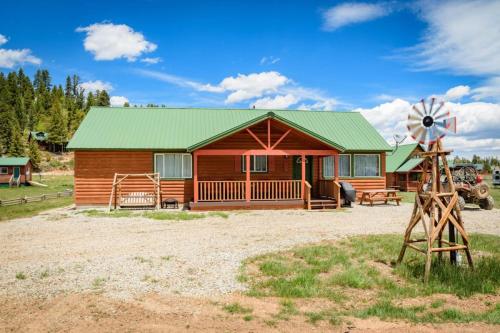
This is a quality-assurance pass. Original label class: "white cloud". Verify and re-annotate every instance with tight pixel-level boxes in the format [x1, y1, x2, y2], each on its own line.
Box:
[110, 96, 129, 107]
[357, 97, 500, 156]
[0, 34, 41, 68]
[76, 23, 157, 61]
[219, 72, 289, 104]
[444, 85, 470, 101]
[260, 56, 280, 65]
[80, 80, 113, 93]
[0, 34, 7, 46]
[323, 2, 391, 31]
[410, 1, 500, 76]
[140, 57, 162, 64]
[136, 69, 224, 92]
[471, 77, 500, 101]
[252, 94, 298, 109]
[136, 69, 339, 110]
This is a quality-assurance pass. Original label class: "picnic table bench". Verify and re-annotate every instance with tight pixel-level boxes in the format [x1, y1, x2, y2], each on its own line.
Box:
[359, 189, 401, 206]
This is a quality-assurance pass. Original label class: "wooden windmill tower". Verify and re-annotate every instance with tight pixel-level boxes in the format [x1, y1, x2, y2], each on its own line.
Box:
[396, 98, 473, 282]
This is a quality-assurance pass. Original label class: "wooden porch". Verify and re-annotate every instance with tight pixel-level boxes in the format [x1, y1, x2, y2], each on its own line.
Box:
[189, 117, 342, 210]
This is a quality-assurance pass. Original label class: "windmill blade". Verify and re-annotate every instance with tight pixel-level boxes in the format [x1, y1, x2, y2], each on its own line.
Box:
[407, 122, 422, 134]
[408, 113, 423, 122]
[412, 105, 425, 118]
[410, 126, 427, 144]
[429, 97, 436, 115]
[420, 99, 428, 115]
[430, 101, 445, 118]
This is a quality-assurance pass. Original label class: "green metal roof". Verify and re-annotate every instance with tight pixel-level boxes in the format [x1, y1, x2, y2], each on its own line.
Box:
[29, 131, 48, 141]
[386, 143, 421, 173]
[0, 157, 30, 166]
[396, 158, 424, 172]
[67, 107, 391, 152]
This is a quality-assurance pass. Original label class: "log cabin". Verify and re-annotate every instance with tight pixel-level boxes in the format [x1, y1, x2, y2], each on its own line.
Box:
[0, 157, 32, 187]
[67, 107, 392, 210]
[386, 143, 425, 191]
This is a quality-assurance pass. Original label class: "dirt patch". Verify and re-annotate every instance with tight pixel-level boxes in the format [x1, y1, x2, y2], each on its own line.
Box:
[1, 293, 498, 333]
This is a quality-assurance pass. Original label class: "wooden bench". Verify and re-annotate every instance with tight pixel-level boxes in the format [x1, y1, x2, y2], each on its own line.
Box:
[119, 192, 156, 209]
[359, 189, 401, 206]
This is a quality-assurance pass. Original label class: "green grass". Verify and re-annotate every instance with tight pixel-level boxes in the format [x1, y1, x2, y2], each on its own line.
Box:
[223, 303, 253, 314]
[241, 234, 500, 325]
[0, 197, 73, 221]
[483, 175, 500, 209]
[0, 175, 73, 200]
[15, 272, 26, 280]
[0, 175, 74, 221]
[82, 209, 230, 221]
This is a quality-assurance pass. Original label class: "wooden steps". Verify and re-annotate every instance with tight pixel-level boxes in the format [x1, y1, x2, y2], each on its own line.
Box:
[309, 198, 338, 210]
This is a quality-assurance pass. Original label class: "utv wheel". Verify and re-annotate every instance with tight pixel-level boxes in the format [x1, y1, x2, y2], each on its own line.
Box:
[472, 183, 490, 199]
[457, 196, 466, 211]
[479, 196, 494, 210]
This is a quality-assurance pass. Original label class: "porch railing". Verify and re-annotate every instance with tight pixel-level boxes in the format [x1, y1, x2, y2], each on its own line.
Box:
[197, 180, 302, 202]
[198, 180, 246, 201]
[318, 179, 341, 208]
[250, 180, 302, 200]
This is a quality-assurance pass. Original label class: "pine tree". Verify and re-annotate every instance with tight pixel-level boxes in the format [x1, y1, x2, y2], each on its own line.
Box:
[124, 101, 130, 107]
[47, 99, 68, 152]
[86, 91, 95, 111]
[97, 90, 110, 106]
[65, 75, 73, 99]
[7, 127, 26, 157]
[28, 139, 42, 170]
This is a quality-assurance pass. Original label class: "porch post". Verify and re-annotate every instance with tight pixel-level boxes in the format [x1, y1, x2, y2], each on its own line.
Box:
[406, 172, 409, 191]
[334, 154, 339, 181]
[245, 154, 251, 202]
[301, 154, 306, 199]
[193, 151, 198, 203]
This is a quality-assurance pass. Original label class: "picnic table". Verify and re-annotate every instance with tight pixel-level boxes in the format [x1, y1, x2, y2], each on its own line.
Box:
[359, 189, 401, 206]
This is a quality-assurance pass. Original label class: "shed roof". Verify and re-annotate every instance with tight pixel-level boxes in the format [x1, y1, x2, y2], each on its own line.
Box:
[67, 107, 391, 152]
[396, 158, 424, 172]
[29, 131, 48, 141]
[0, 157, 30, 166]
[386, 143, 421, 172]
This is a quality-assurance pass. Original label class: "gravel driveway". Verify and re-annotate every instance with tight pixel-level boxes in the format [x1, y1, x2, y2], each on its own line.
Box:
[1, 204, 499, 299]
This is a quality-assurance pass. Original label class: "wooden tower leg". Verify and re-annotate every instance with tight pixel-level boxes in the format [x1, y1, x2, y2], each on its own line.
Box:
[397, 200, 417, 264]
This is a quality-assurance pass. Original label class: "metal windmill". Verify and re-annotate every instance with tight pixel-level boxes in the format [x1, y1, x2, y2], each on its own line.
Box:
[397, 98, 473, 282]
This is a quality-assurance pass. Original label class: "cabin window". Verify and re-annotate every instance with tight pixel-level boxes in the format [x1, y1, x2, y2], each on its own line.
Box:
[0, 167, 7, 174]
[322, 155, 351, 178]
[354, 154, 380, 177]
[154, 153, 192, 179]
[242, 155, 267, 173]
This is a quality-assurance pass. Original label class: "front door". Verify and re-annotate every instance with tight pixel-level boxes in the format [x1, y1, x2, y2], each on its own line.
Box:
[13, 167, 20, 178]
[292, 156, 313, 185]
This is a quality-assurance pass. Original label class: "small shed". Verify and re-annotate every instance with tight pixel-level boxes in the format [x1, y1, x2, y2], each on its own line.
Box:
[386, 143, 425, 191]
[0, 157, 32, 186]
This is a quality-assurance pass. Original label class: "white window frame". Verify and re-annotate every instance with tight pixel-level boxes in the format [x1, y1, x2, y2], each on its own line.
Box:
[354, 154, 380, 178]
[242, 155, 268, 173]
[154, 153, 192, 179]
[0, 167, 8, 175]
[339, 154, 352, 177]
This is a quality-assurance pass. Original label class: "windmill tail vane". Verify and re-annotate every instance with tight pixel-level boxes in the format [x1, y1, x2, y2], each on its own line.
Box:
[406, 98, 457, 145]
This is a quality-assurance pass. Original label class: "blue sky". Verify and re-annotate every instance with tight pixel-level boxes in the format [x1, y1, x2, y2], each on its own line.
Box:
[1, 0, 499, 156]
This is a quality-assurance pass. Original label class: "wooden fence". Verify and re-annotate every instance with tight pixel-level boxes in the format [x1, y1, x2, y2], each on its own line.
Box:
[0, 190, 73, 207]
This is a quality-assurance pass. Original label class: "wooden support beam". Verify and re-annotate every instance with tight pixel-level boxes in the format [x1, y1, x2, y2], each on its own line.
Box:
[301, 154, 306, 200]
[246, 128, 267, 149]
[267, 118, 271, 148]
[271, 129, 291, 150]
[245, 154, 251, 202]
[193, 152, 198, 203]
[195, 149, 338, 156]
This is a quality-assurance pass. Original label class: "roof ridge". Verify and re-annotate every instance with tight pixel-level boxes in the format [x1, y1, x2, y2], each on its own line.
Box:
[89, 106, 359, 114]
